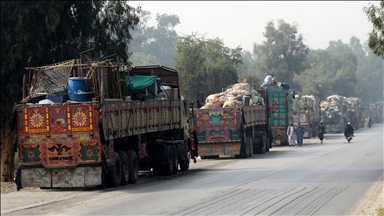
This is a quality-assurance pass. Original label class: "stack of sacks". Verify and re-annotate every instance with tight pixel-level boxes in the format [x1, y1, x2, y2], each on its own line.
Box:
[321, 95, 345, 114]
[225, 83, 264, 107]
[201, 83, 265, 109]
[201, 92, 227, 109]
[320, 101, 329, 111]
[222, 96, 244, 108]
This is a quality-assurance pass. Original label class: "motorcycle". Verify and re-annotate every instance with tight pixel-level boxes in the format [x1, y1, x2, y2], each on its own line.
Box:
[345, 133, 353, 143]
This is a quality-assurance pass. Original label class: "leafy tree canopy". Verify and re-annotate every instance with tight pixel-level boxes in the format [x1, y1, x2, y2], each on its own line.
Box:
[363, 0, 384, 58]
[0, 0, 140, 126]
[174, 33, 242, 100]
[129, 10, 180, 67]
[256, 19, 309, 87]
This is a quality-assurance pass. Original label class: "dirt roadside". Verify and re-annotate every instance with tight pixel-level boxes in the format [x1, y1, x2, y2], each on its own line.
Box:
[354, 180, 384, 216]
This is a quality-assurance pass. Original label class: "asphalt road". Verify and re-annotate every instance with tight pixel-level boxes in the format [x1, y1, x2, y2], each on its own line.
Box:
[2, 123, 383, 216]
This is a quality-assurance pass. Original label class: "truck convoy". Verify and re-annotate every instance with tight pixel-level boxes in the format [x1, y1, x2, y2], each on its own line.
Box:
[11, 57, 381, 191]
[12, 59, 194, 190]
[191, 83, 273, 158]
[294, 95, 321, 138]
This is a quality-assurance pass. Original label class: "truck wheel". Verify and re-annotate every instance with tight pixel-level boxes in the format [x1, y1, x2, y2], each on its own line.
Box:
[16, 168, 22, 191]
[171, 146, 178, 174]
[261, 139, 266, 154]
[107, 152, 122, 187]
[247, 137, 253, 156]
[281, 135, 289, 146]
[265, 138, 270, 152]
[162, 146, 174, 176]
[180, 151, 190, 171]
[254, 135, 266, 154]
[118, 151, 129, 186]
[239, 135, 247, 158]
[127, 149, 139, 184]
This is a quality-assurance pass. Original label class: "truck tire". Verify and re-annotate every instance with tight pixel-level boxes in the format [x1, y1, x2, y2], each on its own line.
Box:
[254, 135, 266, 154]
[127, 149, 139, 184]
[107, 152, 122, 187]
[180, 151, 190, 171]
[162, 146, 174, 176]
[171, 146, 178, 174]
[239, 135, 247, 158]
[16, 168, 22, 191]
[247, 137, 253, 156]
[265, 138, 270, 152]
[118, 151, 129, 186]
[261, 138, 266, 154]
[281, 135, 289, 146]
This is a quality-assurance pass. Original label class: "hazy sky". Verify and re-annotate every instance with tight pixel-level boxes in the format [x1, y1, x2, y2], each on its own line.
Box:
[128, 1, 379, 52]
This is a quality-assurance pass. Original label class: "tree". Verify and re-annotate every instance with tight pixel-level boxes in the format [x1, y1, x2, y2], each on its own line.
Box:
[294, 49, 335, 100]
[0, 0, 140, 182]
[174, 33, 242, 101]
[355, 48, 384, 103]
[129, 10, 180, 67]
[296, 39, 361, 100]
[238, 74, 261, 84]
[363, 0, 384, 58]
[256, 20, 309, 87]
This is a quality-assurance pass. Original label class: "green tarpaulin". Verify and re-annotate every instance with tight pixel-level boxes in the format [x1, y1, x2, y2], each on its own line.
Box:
[129, 75, 158, 91]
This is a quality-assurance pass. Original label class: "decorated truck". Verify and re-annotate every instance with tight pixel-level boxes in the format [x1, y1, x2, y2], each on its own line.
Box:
[345, 97, 363, 129]
[320, 95, 348, 133]
[12, 59, 193, 190]
[265, 85, 298, 145]
[369, 102, 384, 124]
[191, 83, 273, 158]
[293, 95, 320, 138]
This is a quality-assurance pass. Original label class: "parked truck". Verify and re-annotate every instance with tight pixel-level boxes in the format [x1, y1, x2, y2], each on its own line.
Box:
[12, 59, 193, 190]
[320, 95, 348, 133]
[345, 97, 363, 129]
[265, 85, 298, 145]
[191, 83, 273, 158]
[294, 95, 321, 138]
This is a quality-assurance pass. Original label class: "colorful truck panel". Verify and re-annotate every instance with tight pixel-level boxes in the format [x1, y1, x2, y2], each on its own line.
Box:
[266, 85, 294, 145]
[193, 105, 268, 157]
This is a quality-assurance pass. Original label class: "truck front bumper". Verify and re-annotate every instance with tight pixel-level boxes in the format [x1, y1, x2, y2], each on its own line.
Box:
[21, 166, 102, 188]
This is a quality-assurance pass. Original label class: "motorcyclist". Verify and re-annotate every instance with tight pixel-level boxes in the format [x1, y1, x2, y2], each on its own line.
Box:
[344, 122, 354, 138]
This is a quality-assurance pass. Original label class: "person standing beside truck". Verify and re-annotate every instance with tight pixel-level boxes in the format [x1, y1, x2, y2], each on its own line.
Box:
[296, 122, 305, 147]
[318, 122, 325, 143]
[287, 123, 296, 147]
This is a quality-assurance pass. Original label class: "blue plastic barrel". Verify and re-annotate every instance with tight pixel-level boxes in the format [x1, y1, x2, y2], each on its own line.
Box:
[68, 77, 87, 102]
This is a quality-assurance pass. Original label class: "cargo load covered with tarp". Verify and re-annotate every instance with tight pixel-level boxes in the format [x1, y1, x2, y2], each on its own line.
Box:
[129, 75, 158, 91]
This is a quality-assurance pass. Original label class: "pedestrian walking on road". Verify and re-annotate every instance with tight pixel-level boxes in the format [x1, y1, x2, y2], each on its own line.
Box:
[287, 123, 296, 147]
[296, 122, 305, 147]
[318, 122, 325, 143]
